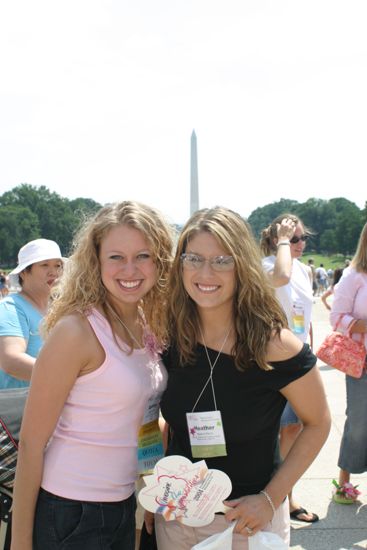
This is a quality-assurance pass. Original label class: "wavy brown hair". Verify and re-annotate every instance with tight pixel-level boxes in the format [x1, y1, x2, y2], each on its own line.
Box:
[168, 207, 287, 371]
[351, 222, 367, 273]
[45, 201, 174, 347]
[260, 212, 313, 257]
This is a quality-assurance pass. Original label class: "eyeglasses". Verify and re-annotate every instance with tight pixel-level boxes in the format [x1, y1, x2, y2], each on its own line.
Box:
[290, 234, 309, 244]
[180, 253, 235, 272]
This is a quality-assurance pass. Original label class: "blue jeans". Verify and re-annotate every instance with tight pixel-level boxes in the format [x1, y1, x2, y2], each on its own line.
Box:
[33, 489, 136, 550]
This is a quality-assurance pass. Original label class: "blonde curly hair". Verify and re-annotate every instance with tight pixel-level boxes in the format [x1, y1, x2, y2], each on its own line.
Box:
[45, 201, 174, 347]
[168, 206, 287, 371]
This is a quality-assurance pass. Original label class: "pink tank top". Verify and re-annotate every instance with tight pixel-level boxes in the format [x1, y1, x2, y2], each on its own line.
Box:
[41, 308, 167, 501]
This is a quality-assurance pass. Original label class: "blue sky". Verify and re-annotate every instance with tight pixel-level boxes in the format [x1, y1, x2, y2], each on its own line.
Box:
[1, 0, 366, 224]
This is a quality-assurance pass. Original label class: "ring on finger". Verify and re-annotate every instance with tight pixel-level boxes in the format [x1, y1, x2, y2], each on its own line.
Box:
[245, 526, 253, 535]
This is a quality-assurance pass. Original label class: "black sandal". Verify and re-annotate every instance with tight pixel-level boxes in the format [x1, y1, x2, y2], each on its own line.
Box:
[290, 507, 319, 523]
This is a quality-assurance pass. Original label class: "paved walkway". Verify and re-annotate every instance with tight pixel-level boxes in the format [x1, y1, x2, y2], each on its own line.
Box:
[289, 297, 367, 550]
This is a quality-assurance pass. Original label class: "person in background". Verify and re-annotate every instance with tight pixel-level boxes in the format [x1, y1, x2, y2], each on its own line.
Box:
[11, 201, 173, 550]
[151, 207, 330, 549]
[0, 239, 64, 389]
[315, 264, 328, 296]
[260, 214, 319, 524]
[330, 222, 367, 501]
[321, 268, 343, 311]
[0, 271, 9, 298]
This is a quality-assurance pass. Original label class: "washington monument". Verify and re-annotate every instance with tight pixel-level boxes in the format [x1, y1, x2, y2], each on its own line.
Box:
[190, 130, 199, 215]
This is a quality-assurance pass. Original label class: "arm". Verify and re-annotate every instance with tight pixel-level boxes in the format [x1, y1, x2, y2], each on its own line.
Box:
[0, 336, 35, 381]
[349, 319, 367, 334]
[10, 315, 98, 550]
[265, 219, 296, 288]
[267, 330, 330, 499]
[321, 288, 333, 310]
[225, 330, 330, 536]
[0, 301, 37, 381]
[329, 268, 359, 332]
[269, 247, 292, 287]
[264, 367, 330, 506]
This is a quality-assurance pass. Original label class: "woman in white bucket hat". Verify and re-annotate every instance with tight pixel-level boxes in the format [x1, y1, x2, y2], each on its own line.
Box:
[0, 238, 64, 389]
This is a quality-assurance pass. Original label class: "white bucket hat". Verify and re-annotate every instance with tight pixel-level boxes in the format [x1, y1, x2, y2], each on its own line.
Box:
[10, 239, 65, 277]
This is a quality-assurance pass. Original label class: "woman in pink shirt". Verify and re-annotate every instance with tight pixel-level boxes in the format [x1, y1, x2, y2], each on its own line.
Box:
[11, 201, 173, 550]
[330, 222, 367, 502]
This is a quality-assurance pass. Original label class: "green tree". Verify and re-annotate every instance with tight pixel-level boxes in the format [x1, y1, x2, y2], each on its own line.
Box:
[0, 205, 40, 266]
[319, 229, 338, 253]
[0, 184, 102, 257]
[296, 198, 328, 251]
[361, 200, 367, 224]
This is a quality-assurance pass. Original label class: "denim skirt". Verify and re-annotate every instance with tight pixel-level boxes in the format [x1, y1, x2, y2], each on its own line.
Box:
[33, 489, 136, 550]
[338, 370, 367, 473]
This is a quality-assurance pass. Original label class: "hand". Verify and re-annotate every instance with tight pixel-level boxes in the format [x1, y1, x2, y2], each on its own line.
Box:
[276, 217, 296, 242]
[224, 494, 274, 537]
[144, 510, 155, 535]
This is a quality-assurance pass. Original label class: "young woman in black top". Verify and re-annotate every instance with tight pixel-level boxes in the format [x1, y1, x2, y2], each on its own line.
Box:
[151, 207, 330, 550]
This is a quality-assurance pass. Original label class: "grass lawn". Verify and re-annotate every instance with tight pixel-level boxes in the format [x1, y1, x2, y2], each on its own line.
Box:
[301, 253, 350, 271]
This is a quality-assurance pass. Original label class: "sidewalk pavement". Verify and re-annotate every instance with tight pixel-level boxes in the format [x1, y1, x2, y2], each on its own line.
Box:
[289, 297, 367, 550]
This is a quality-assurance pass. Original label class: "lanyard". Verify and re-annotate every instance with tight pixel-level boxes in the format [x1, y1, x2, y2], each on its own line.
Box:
[191, 326, 231, 413]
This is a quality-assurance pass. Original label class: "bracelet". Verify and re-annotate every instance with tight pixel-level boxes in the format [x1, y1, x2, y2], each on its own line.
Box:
[260, 490, 276, 516]
[277, 241, 290, 246]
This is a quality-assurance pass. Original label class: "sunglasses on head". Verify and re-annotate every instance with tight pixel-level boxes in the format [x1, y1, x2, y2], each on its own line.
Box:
[290, 234, 309, 244]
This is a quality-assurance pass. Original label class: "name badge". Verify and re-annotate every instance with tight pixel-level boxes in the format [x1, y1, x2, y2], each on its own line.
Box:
[138, 393, 164, 475]
[186, 410, 227, 458]
[292, 300, 305, 334]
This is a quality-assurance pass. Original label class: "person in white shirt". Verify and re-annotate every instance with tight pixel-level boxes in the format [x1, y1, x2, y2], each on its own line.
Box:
[315, 264, 328, 295]
[260, 213, 318, 524]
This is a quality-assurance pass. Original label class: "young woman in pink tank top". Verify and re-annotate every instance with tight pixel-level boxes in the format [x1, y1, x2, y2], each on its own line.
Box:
[11, 201, 173, 550]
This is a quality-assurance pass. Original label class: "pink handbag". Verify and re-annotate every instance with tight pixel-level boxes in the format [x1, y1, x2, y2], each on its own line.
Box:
[316, 317, 366, 378]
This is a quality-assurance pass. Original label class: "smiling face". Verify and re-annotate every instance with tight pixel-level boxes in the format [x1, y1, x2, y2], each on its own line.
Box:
[182, 231, 236, 317]
[99, 224, 157, 313]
